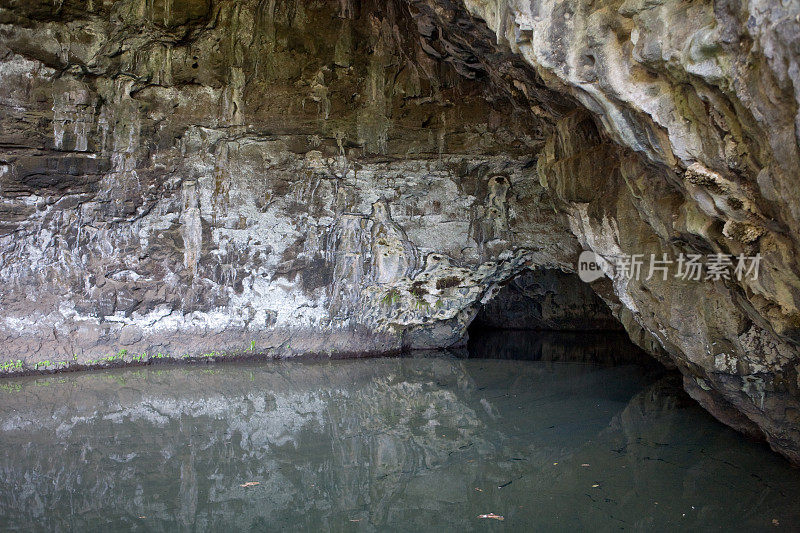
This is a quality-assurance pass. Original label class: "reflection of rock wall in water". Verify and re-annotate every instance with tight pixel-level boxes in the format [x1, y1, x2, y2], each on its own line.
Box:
[466, 329, 654, 366]
[0, 362, 797, 530]
[0, 360, 631, 530]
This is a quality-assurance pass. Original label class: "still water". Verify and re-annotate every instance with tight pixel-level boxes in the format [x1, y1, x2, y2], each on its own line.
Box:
[0, 332, 798, 531]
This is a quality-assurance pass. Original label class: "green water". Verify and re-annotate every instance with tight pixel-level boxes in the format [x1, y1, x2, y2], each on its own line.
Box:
[0, 333, 797, 531]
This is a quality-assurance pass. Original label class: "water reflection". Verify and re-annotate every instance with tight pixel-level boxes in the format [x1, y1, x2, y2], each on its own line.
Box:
[0, 345, 797, 531]
[466, 329, 656, 365]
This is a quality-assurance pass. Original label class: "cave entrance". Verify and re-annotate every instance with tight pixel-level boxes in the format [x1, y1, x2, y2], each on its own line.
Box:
[465, 269, 655, 365]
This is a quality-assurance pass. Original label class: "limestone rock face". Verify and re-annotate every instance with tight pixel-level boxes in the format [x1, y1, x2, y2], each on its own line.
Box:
[0, 0, 580, 362]
[0, 0, 800, 463]
[453, 0, 800, 462]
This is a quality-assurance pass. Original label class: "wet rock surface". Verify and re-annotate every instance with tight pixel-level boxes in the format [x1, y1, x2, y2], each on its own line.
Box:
[0, 0, 799, 463]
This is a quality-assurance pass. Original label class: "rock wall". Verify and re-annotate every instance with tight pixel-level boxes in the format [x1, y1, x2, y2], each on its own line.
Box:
[0, 0, 584, 364]
[449, 0, 800, 462]
[0, 0, 799, 463]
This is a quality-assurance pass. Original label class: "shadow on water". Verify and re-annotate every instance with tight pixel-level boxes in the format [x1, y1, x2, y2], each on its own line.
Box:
[466, 328, 660, 367]
[0, 332, 798, 531]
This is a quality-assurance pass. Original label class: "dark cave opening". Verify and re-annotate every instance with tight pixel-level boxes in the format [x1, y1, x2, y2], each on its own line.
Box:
[471, 269, 621, 332]
[465, 269, 658, 367]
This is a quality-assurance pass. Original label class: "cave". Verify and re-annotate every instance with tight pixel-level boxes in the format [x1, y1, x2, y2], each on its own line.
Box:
[471, 269, 621, 332]
[1, 0, 800, 528]
[464, 268, 653, 364]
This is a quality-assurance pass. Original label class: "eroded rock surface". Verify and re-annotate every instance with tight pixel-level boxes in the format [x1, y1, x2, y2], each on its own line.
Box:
[0, 0, 799, 463]
[451, 0, 800, 463]
[0, 0, 581, 363]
